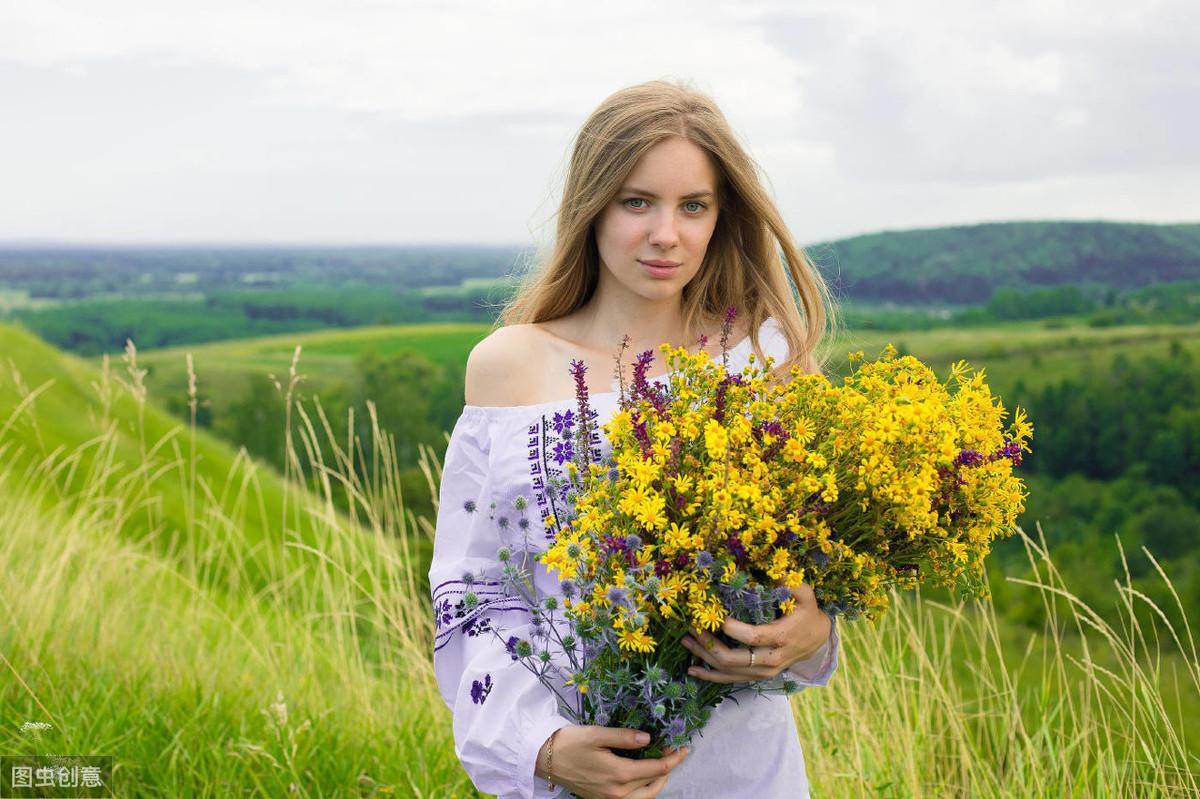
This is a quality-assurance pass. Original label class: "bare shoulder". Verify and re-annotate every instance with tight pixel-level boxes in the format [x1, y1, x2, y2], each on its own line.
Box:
[465, 324, 544, 407]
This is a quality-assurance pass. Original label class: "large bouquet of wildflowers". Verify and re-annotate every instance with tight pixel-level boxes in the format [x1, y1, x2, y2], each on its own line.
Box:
[474, 308, 1032, 761]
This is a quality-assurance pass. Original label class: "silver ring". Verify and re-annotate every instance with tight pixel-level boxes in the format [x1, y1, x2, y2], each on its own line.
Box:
[748, 647, 756, 667]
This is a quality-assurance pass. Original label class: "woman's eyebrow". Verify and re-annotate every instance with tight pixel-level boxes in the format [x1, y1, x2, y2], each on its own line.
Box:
[621, 186, 714, 200]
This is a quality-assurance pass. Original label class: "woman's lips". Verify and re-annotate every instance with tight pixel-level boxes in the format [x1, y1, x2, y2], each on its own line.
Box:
[639, 259, 680, 278]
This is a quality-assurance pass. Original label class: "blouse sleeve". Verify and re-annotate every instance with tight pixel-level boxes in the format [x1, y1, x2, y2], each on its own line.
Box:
[783, 614, 839, 687]
[429, 409, 572, 799]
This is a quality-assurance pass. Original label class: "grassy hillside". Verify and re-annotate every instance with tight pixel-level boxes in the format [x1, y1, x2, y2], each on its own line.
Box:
[0, 324, 471, 797]
[3, 324, 1197, 795]
[0, 322, 433, 607]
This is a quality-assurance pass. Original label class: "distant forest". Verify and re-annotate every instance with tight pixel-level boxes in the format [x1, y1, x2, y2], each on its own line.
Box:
[807, 220, 1200, 303]
[3, 220, 1199, 354]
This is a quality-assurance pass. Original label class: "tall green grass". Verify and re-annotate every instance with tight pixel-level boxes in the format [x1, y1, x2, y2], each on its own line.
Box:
[797, 523, 1198, 797]
[2, 328, 1196, 796]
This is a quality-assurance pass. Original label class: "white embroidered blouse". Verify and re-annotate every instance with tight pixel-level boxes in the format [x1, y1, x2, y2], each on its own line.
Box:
[429, 317, 839, 799]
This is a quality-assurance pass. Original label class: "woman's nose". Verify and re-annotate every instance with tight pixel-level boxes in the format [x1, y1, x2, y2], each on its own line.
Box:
[648, 210, 679, 248]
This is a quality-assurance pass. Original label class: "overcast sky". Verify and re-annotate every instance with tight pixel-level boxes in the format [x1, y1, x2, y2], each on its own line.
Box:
[1, 0, 1196, 246]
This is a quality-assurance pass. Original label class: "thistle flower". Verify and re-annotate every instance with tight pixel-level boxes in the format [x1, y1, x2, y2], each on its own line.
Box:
[606, 586, 632, 610]
[641, 664, 667, 688]
[666, 716, 687, 739]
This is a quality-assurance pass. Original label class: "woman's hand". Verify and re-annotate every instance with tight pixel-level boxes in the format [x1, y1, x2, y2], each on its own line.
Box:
[681, 583, 832, 684]
[536, 725, 690, 799]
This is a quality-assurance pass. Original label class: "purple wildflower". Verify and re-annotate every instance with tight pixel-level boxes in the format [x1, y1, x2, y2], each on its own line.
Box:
[631, 412, 653, 460]
[954, 449, 986, 468]
[631, 349, 655, 400]
[727, 535, 748, 568]
[629, 349, 669, 415]
[666, 716, 687, 738]
[606, 586, 632, 610]
[602, 533, 628, 555]
[755, 420, 790, 460]
[571, 358, 595, 470]
[695, 551, 714, 570]
[719, 305, 737, 367]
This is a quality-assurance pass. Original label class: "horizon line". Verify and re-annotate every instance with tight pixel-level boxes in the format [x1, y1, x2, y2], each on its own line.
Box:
[0, 217, 1196, 250]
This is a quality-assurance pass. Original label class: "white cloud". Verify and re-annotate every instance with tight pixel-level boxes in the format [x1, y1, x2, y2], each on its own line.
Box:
[0, 0, 1195, 243]
[0, 1, 802, 125]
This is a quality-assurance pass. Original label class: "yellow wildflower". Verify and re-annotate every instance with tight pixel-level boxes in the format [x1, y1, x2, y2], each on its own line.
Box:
[617, 627, 657, 654]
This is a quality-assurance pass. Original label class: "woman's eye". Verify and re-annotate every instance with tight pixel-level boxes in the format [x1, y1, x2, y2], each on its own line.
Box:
[685, 201, 706, 213]
[624, 198, 647, 209]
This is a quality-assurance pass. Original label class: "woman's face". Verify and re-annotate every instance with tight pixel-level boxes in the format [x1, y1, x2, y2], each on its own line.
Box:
[593, 135, 720, 303]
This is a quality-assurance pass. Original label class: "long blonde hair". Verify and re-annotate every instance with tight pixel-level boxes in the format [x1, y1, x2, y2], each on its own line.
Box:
[499, 78, 841, 379]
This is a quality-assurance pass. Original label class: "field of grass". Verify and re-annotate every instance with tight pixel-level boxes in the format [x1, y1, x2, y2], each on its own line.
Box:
[3, 321, 1197, 796]
[832, 318, 1200, 396]
[122, 317, 1200, 428]
[131, 322, 486, 407]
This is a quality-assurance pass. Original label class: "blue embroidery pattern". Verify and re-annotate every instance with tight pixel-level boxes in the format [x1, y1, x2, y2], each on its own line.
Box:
[528, 406, 600, 541]
[471, 674, 494, 705]
[432, 577, 528, 653]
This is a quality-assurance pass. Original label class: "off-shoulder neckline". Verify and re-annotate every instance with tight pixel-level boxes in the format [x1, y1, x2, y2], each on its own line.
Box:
[461, 317, 779, 416]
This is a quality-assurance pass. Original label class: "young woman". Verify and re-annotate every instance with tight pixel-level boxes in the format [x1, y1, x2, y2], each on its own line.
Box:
[430, 79, 843, 799]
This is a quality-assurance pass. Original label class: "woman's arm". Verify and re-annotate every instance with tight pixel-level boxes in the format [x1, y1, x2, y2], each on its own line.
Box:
[430, 398, 573, 798]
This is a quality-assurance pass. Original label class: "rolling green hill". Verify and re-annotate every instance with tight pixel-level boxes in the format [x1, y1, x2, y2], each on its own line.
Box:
[811, 220, 1200, 303]
[0, 321, 471, 795]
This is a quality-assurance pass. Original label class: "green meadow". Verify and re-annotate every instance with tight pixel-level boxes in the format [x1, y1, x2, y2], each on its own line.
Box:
[133, 323, 485, 409]
[1, 319, 1197, 797]
[126, 316, 1200, 410]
